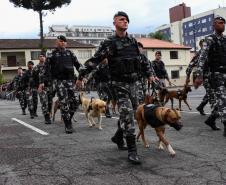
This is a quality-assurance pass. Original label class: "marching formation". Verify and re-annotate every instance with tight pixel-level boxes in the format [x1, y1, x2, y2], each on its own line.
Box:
[4, 11, 226, 165]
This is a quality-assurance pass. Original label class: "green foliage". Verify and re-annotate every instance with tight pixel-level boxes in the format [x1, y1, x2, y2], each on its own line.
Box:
[0, 73, 5, 85]
[9, 0, 71, 50]
[9, 0, 71, 11]
[148, 31, 171, 41]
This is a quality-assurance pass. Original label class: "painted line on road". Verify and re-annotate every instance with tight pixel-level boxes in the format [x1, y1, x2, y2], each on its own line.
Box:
[12, 118, 49, 136]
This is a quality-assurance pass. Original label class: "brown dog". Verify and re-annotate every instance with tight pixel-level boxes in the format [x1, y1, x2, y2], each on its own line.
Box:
[136, 104, 182, 156]
[80, 92, 106, 130]
[163, 85, 192, 111]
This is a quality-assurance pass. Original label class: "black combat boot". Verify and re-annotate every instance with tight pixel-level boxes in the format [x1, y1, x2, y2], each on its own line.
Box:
[105, 106, 112, 118]
[126, 135, 141, 165]
[111, 128, 127, 150]
[223, 122, 226, 137]
[44, 114, 52, 124]
[205, 114, 220, 131]
[22, 109, 26, 115]
[30, 111, 34, 119]
[33, 107, 38, 117]
[64, 120, 73, 134]
[196, 102, 207, 115]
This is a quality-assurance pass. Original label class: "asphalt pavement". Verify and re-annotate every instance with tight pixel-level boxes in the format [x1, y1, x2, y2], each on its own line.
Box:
[0, 86, 226, 185]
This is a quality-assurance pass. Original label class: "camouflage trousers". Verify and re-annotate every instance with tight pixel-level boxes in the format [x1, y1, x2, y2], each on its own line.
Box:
[26, 88, 38, 113]
[17, 90, 27, 110]
[136, 78, 146, 104]
[97, 82, 113, 102]
[209, 72, 226, 122]
[39, 86, 53, 116]
[111, 81, 139, 136]
[54, 79, 79, 122]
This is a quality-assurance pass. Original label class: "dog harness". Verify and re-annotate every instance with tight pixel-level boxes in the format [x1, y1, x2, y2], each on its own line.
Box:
[143, 104, 165, 128]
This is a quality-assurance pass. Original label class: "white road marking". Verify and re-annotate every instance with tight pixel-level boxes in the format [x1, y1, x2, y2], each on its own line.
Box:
[12, 118, 49, 136]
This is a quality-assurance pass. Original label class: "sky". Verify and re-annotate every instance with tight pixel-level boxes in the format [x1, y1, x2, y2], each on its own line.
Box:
[0, 0, 225, 38]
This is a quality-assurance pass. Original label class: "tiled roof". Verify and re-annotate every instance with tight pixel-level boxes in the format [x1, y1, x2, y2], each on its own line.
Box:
[136, 38, 191, 49]
[0, 39, 95, 49]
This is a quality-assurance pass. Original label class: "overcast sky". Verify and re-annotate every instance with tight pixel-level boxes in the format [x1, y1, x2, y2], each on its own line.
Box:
[0, 0, 225, 38]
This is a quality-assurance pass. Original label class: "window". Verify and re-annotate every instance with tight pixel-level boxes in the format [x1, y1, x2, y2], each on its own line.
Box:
[202, 18, 206, 23]
[209, 17, 212, 22]
[78, 50, 92, 59]
[170, 51, 178, 59]
[31, 51, 41, 60]
[189, 31, 193, 36]
[171, 70, 179, 79]
[202, 27, 207, 32]
[189, 22, 193, 27]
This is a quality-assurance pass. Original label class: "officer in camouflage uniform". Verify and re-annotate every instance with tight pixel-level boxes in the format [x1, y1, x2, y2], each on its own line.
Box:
[21, 61, 39, 119]
[186, 39, 209, 115]
[194, 16, 226, 136]
[137, 42, 156, 103]
[93, 59, 113, 118]
[39, 35, 82, 134]
[78, 11, 156, 164]
[13, 67, 27, 115]
[34, 53, 53, 124]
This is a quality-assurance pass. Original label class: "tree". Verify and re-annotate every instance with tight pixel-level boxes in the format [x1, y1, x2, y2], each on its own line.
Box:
[0, 73, 5, 85]
[148, 31, 171, 42]
[9, 0, 71, 51]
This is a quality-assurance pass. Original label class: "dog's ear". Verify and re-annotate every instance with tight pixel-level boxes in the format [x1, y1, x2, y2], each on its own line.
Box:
[93, 103, 99, 110]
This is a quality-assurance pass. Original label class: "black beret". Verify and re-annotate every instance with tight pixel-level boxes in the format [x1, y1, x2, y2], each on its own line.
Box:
[137, 42, 144, 48]
[214, 16, 225, 23]
[57, 35, 67, 42]
[155, 51, 162, 56]
[27, 61, 34, 65]
[18, 67, 22, 70]
[39, 51, 46, 57]
[114, 11, 129, 23]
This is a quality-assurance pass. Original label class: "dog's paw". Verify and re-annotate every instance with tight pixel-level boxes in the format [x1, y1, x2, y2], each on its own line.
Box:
[158, 144, 164, 150]
[92, 123, 96, 126]
[89, 124, 93, 127]
[170, 153, 176, 157]
[145, 144, 150, 148]
[98, 127, 103, 130]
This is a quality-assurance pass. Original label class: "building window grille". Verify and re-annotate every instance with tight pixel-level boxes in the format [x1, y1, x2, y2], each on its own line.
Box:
[170, 51, 178, 59]
[171, 70, 179, 79]
[31, 51, 41, 60]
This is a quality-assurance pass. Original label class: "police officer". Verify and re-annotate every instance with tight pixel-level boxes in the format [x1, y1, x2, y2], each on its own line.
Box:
[185, 39, 209, 115]
[92, 59, 113, 118]
[78, 11, 156, 164]
[152, 51, 171, 87]
[21, 61, 39, 119]
[13, 67, 27, 115]
[34, 53, 53, 124]
[137, 42, 156, 103]
[152, 51, 171, 104]
[39, 35, 82, 134]
[194, 16, 226, 135]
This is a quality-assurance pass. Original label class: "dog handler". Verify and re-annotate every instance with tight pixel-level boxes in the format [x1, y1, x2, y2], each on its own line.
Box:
[39, 35, 82, 134]
[77, 11, 156, 164]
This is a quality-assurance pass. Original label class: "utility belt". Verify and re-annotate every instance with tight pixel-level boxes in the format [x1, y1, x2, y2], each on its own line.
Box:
[53, 73, 74, 80]
[111, 72, 138, 83]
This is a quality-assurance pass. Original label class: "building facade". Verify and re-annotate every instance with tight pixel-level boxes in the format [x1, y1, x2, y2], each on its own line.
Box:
[0, 39, 95, 80]
[45, 25, 114, 47]
[45, 25, 148, 47]
[137, 38, 191, 86]
[156, 7, 226, 51]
